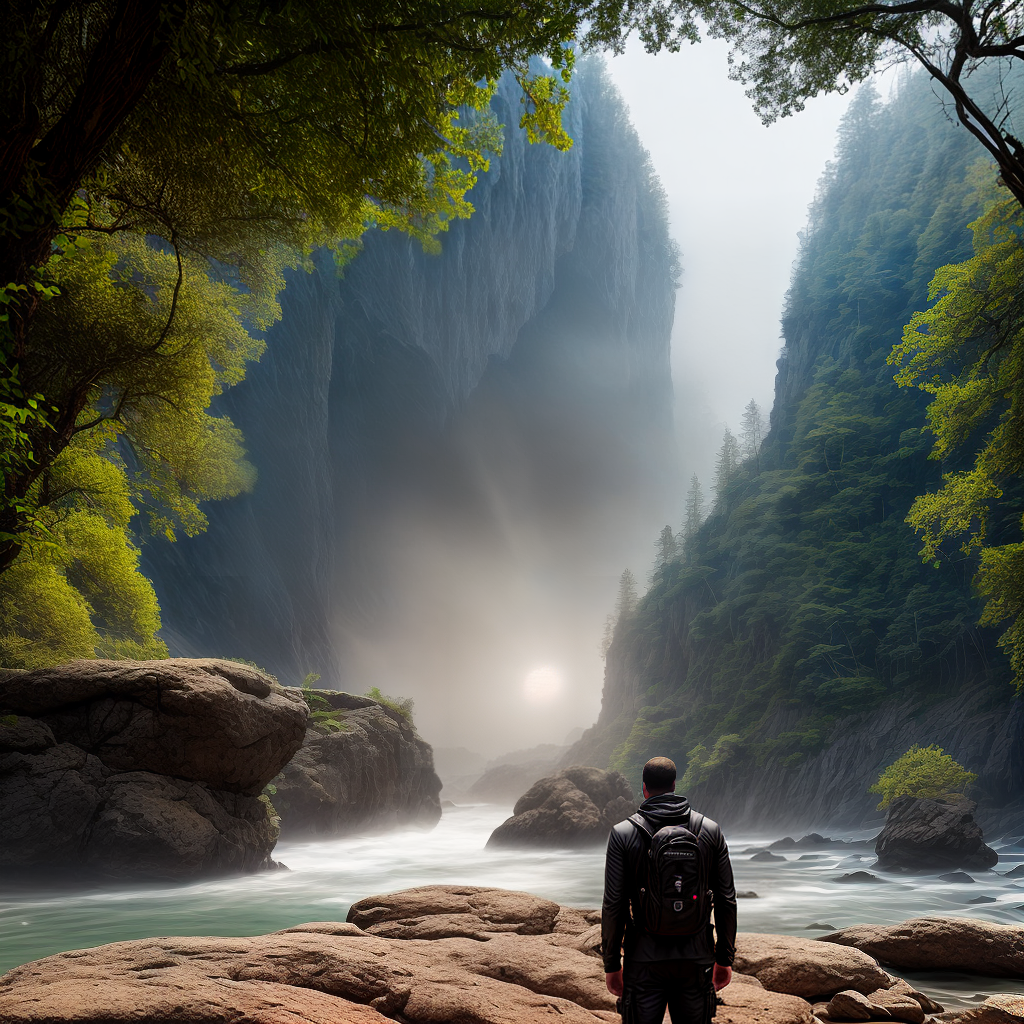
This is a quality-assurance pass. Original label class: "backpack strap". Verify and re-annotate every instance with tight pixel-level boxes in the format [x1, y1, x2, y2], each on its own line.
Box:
[628, 812, 655, 841]
[688, 809, 705, 843]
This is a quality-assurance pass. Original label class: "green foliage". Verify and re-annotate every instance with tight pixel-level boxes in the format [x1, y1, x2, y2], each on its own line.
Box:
[869, 744, 977, 808]
[680, 734, 743, 790]
[585, 1, 1024, 205]
[365, 685, 415, 724]
[300, 672, 349, 733]
[603, 75, 1013, 791]
[890, 196, 1024, 690]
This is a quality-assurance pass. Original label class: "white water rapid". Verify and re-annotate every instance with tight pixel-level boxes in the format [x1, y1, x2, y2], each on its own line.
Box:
[2, 803, 1023, 1007]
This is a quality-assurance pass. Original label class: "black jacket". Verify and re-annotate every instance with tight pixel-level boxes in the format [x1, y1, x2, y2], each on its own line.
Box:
[601, 793, 737, 974]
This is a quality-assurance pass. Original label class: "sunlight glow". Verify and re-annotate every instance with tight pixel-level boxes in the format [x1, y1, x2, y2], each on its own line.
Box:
[522, 665, 563, 705]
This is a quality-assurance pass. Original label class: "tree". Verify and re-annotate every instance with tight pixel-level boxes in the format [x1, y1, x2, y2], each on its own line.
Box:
[740, 399, 766, 471]
[0, 0, 583, 574]
[869, 744, 977, 808]
[616, 568, 639, 620]
[586, 0, 1024, 209]
[890, 194, 1024, 690]
[714, 427, 740, 505]
[654, 524, 679, 572]
[680, 474, 706, 556]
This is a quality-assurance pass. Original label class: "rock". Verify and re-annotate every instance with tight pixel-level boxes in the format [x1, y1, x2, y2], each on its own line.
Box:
[937, 995, 1024, 1024]
[835, 872, 884, 883]
[486, 766, 635, 848]
[347, 885, 563, 937]
[825, 987, 925, 1024]
[771, 834, 836, 850]
[269, 690, 441, 835]
[968, 895, 998, 903]
[874, 797, 998, 872]
[738, 890, 760, 898]
[801, 854, 827, 860]
[886, 978, 944, 1015]
[0, 715, 55, 754]
[0, 930, 616, 1024]
[820, 917, 1024, 976]
[0, 659, 305, 880]
[939, 871, 975, 882]
[0, 659, 307, 793]
[807, 924, 839, 930]
[717, 982, 815, 1024]
[1002, 864, 1024, 877]
[752, 851, 788, 861]
[734, 933, 893, 999]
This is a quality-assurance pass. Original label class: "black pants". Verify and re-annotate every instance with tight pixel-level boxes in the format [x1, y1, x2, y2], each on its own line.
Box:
[618, 960, 715, 1024]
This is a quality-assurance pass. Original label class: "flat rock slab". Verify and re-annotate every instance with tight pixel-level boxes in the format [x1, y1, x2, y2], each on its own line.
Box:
[735, 933, 893, 999]
[821, 917, 1024, 976]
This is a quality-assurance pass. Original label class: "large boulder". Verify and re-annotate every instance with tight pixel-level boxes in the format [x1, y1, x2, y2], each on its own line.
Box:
[938, 995, 1024, 1024]
[820, 917, 1024, 976]
[269, 690, 441, 835]
[0, 659, 307, 793]
[874, 796, 998, 871]
[734, 933, 893, 1000]
[0, 659, 307, 880]
[486, 766, 635, 847]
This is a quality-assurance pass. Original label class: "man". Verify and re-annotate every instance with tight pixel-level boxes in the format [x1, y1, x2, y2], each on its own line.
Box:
[602, 756, 737, 1024]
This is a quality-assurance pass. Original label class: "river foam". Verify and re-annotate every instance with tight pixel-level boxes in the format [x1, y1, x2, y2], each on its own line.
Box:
[2, 803, 1022, 1006]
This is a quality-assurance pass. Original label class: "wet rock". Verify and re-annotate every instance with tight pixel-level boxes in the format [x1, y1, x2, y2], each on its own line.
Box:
[752, 851, 788, 862]
[738, 891, 760, 898]
[734, 933, 892, 999]
[1002, 864, 1024, 878]
[486, 766, 635, 848]
[874, 797, 998, 872]
[801, 854, 827, 861]
[825, 988, 925, 1024]
[0, 659, 305, 880]
[807, 923, 839, 930]
[834, 872, 884, 883]
[937, 995, 1024, 1024]
[886, 978, 944, 1015]
[269, 690, 441, 836]
[939, 871, 975, 883]
[968, 895, 998, 904]
[820, 917, 1024, 976]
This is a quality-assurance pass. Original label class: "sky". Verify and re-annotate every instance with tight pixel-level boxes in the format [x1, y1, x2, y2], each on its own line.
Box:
[605, 38, 856, 488]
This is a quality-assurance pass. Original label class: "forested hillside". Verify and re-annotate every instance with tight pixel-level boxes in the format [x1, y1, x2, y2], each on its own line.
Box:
[571, 74, 1024, 829]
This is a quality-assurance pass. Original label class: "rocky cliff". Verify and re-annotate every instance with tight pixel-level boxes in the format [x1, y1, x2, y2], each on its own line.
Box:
[568, 74, 1024, 832]
[270, 690, 442, 835]
[0, 659, 306, 880]
[141, 59, 679, 712]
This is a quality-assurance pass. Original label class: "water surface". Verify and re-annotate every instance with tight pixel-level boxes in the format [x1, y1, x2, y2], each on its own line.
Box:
[2, 804, 1022, 1008]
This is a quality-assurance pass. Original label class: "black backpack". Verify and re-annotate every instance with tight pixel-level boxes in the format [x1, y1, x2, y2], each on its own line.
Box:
[628, 809, 710, 936]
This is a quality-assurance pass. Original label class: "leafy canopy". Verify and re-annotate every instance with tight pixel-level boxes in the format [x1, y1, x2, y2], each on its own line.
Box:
[869, 744, 977, 808]
[890, 194, 1024, 689]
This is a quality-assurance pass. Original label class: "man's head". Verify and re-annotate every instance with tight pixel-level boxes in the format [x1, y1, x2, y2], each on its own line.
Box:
[641, 756, 676, 798]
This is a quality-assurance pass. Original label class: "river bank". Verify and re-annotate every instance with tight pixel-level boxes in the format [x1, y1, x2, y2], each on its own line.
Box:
[2, 803, 1022, 1006]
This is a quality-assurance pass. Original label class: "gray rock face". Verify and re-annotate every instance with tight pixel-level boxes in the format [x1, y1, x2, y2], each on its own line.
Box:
[486, 766, 634, 847]
[0, 659, 306, 880]
[140, 61, 679, 700]
[874, 796, 998, 871]
[269, 691, 441, 835]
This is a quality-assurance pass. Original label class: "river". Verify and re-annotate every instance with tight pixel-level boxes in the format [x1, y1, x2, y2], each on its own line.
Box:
[2, 803, 1023, 1007]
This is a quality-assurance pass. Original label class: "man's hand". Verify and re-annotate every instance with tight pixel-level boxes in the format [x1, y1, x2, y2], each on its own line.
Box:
[713, 965, 732, 991]
[605, 970, 624, 996]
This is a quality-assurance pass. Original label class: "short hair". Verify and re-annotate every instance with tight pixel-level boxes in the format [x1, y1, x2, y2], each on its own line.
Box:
[642, 756, 676, 793]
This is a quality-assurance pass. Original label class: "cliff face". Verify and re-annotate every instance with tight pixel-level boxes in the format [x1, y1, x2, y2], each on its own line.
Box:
[270, 691, 442, 836]
[142, 61, 679, 727]
[569, 75, 1024, 831]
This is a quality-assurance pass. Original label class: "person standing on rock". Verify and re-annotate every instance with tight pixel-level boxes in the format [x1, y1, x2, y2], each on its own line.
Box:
[602, 756, 736, 1024]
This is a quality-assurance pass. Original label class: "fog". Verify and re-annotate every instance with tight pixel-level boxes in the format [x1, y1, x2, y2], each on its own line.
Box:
[325, 49, 859, 759]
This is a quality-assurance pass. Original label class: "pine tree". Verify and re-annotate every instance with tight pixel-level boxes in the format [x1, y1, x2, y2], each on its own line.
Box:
[654, 525, 679, 573]
[681, 474, 705, 560]
[615, 569, 638, 620]
[740, 399, 766, 471]
[714, 428, 740, 505]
